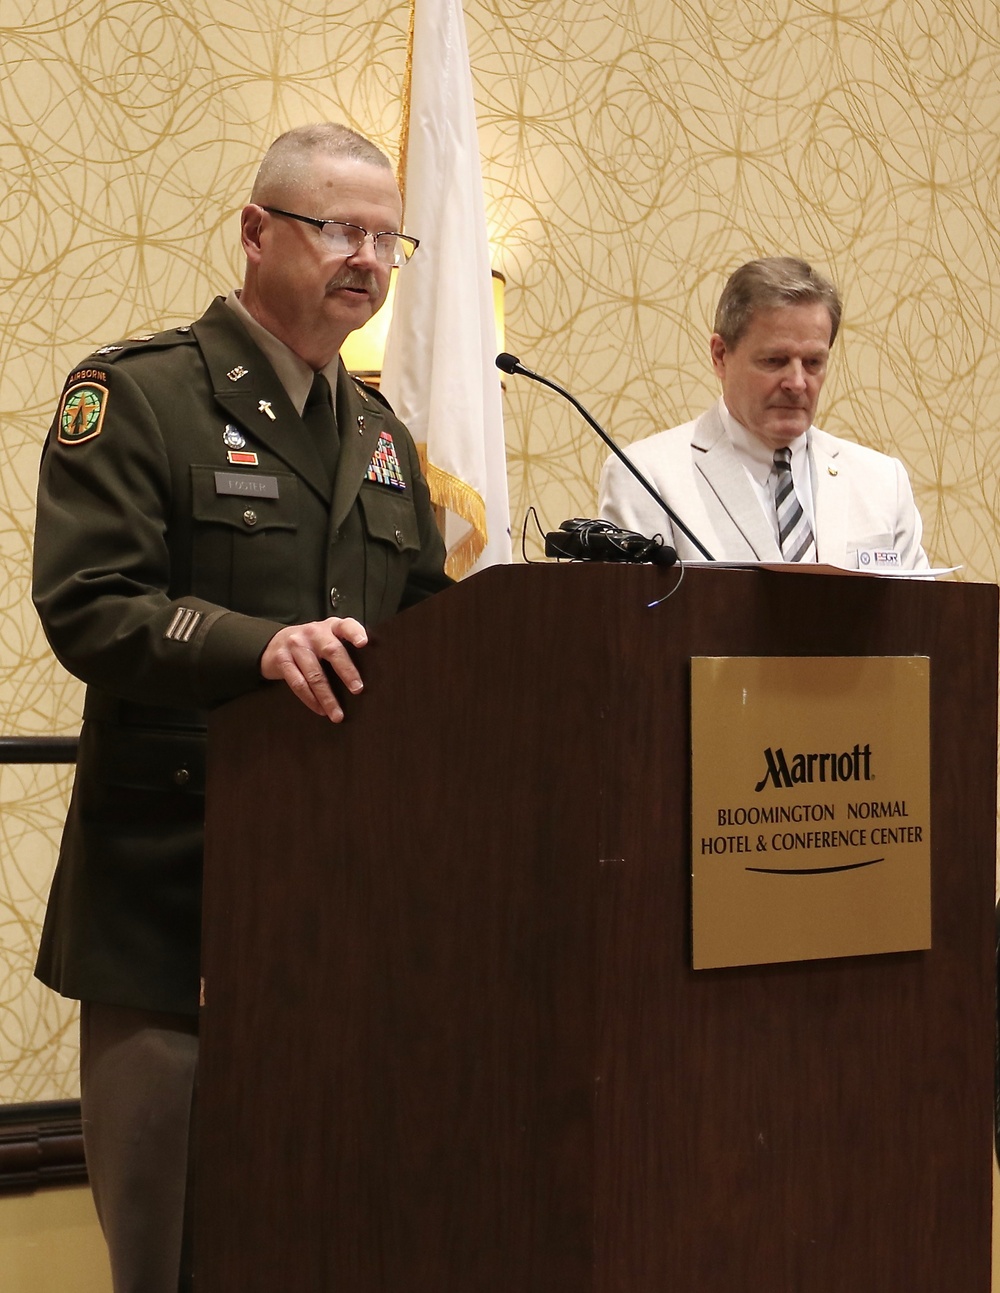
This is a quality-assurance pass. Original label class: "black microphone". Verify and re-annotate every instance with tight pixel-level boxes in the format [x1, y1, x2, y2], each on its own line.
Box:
[495, 353, 714, 561]
[495, 352, 527, 375]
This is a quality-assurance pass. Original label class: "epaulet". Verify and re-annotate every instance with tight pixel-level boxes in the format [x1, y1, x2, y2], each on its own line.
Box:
[86, 323, 197, 364]
[350, 374, 394, 412]
[53, 325, 196, 447]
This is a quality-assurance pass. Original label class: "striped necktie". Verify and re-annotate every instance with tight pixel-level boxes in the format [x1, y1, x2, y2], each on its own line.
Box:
[773, 446, 816, 562]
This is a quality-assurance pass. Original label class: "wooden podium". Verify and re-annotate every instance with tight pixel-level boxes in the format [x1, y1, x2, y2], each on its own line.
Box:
[195, 564, 998, 1291]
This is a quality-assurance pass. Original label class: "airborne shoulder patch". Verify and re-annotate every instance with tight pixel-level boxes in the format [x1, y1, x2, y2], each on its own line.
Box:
[58, 377, 109, 445]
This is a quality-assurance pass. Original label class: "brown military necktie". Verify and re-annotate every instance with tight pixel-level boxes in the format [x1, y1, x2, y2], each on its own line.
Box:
[301, 371, 339, 485]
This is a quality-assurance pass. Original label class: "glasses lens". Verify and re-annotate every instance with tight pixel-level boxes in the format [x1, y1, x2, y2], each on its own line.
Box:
[317, 223, 415, 266]
[321, 223, 365, 256]
[372, 234, 407, 267]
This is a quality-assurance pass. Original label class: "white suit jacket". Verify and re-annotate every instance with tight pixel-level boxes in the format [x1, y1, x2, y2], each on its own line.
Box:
[598, 401, 929, 570]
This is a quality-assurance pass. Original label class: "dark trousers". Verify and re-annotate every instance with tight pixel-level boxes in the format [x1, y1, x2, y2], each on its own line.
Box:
[80, 1002, 199, 1293]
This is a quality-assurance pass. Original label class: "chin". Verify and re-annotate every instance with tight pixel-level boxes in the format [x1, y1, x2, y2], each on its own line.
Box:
[773, 420, 809, 438]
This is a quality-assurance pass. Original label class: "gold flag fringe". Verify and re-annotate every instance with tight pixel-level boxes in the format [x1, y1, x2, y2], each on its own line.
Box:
[418, 445, 488, 579]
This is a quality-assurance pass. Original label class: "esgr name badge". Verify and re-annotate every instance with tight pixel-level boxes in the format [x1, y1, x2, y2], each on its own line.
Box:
[857, 548, 901, 569]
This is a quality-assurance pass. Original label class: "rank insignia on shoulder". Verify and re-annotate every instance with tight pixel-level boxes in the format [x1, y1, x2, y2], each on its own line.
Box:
[365, 431, 407, 490]
[58, 379, 109, 445]
[351, 376, 392, 412]
[127, 333, 156, 343]
[95, 345, 125, 356]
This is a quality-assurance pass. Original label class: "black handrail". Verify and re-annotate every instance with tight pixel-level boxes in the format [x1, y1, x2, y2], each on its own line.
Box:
[0, 736, 78, 764]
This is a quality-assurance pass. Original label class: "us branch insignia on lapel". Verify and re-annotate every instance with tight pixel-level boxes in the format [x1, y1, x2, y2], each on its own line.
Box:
[365, 431, 407, 490]
[58, 376, 110, 445]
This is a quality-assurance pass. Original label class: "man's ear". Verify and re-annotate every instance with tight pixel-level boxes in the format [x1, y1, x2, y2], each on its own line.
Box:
[709, 332, 728, 381]
[241, 205, 265, 263]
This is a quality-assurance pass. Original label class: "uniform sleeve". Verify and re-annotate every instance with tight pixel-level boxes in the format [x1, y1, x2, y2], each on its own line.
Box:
[32, 363, 279, 709]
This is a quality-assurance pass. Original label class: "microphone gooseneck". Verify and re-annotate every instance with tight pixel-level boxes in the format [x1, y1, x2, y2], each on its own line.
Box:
[495, 353, 715, 561]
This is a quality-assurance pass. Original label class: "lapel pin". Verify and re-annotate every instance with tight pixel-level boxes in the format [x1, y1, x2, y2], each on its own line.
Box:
[227, 365, 249, 382]
[223, 425, 246, 449]
[258, 399, 276, 421]
[828, 466, 838, 476]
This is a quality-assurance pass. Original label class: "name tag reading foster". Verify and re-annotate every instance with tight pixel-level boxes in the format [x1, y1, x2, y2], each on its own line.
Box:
[214, 471, 279, 499]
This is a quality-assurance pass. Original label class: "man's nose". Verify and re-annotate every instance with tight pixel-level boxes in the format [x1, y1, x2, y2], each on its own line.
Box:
[346, 235, 381, 269]
[782, 361, 807, 391]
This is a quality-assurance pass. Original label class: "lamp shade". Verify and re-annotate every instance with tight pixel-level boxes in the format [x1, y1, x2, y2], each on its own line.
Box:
[342, 269, 504, 382]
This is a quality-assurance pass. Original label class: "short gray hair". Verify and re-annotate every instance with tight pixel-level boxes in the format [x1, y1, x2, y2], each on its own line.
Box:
[250, 124, 393, 205]
[713, 257, 842, 348]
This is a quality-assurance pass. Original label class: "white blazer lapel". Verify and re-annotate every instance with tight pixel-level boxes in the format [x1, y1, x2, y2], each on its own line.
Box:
[692, 407, 782, 561]
[809, 429, 846, 566]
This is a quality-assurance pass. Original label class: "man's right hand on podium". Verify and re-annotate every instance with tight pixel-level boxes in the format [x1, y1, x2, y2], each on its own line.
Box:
[260, 616, 369, 722]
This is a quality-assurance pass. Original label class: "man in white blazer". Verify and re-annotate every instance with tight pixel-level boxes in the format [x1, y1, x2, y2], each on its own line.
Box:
[599, 258, 929, 571]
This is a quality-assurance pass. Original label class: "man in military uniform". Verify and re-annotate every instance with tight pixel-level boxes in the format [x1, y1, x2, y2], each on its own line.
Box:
[32, 123, 449, 1293]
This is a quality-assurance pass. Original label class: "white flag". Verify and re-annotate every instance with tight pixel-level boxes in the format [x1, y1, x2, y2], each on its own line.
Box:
[381, 0, 511, 577]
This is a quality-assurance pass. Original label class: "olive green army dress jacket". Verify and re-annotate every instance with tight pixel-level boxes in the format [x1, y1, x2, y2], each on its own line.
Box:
[32, 297, 450, 1016]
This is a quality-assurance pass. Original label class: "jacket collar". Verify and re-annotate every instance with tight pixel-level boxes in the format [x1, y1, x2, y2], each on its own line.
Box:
[330, 370, 389, 530]
[808, 428, 845, 565]
[690, 403, 782, 560]
[191, 298, 385, 512]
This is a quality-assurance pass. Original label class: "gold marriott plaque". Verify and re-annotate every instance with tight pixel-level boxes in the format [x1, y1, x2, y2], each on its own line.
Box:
[691, 656, 930, 969]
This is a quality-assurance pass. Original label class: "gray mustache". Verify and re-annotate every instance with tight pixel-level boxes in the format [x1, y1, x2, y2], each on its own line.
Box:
[327, 272, 377, 295]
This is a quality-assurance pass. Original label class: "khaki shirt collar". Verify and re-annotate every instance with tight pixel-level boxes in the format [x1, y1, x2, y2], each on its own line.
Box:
[225, 290, 340, 415]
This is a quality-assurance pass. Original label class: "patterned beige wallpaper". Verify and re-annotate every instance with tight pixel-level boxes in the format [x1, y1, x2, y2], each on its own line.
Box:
[1, 0, 998, 1101]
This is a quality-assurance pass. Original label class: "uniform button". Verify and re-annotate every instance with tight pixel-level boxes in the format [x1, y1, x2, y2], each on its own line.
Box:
[329, 586, 341, 609]
[173, 767, 191, 787]
[243, 509, 257, 526]
[394, 528, 404, 546]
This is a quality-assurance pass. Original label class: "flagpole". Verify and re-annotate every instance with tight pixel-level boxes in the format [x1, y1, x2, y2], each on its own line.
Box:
[397, 0, 416, 214]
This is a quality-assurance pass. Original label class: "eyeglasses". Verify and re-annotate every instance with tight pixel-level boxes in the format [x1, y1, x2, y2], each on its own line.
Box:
[261, 207, 419, 268]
